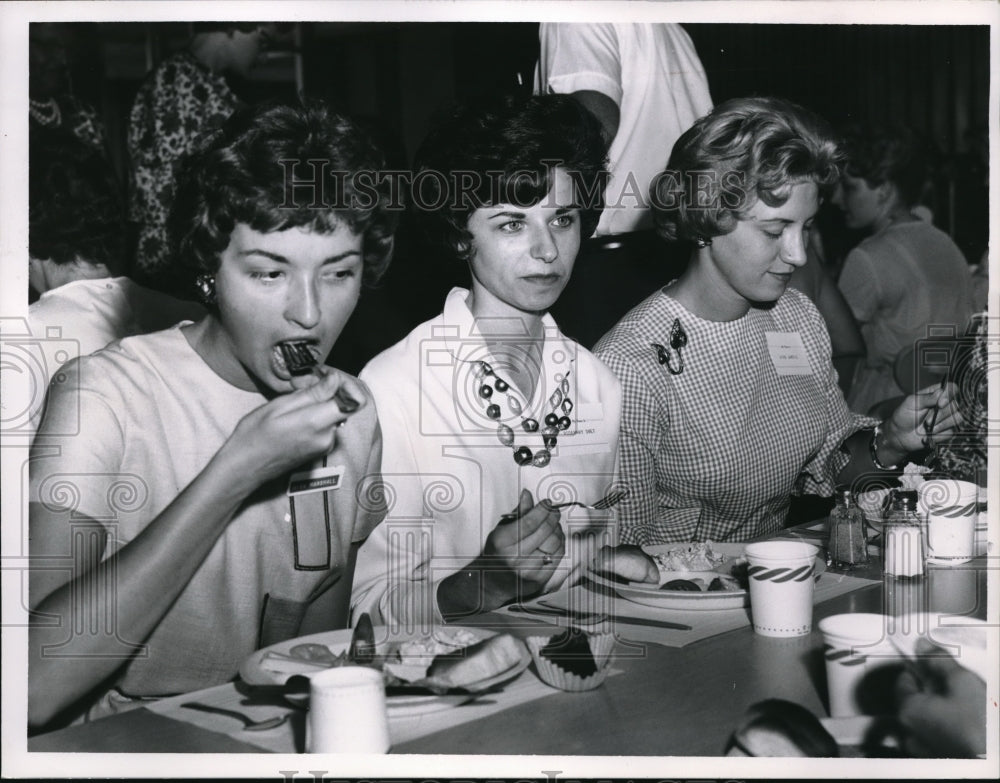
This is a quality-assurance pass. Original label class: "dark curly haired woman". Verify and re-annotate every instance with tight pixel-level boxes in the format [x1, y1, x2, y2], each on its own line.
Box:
[29, 100, 396, 730]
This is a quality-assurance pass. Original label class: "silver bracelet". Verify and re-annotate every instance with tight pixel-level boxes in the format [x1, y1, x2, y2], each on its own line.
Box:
[869, 422, 899, 471]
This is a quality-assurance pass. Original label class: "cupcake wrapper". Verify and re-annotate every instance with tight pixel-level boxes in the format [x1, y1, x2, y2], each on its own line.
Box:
[526, 632, 615, 692]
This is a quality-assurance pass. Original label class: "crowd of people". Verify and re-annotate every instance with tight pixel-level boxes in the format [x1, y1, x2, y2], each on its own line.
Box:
[25, 22, 985, 758]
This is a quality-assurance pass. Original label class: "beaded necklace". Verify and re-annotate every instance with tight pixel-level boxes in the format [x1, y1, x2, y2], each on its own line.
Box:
[470, 359, 574, 467]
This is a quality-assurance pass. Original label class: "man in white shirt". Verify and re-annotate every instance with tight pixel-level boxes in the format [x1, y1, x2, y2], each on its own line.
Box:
[535, 23, 713, 346]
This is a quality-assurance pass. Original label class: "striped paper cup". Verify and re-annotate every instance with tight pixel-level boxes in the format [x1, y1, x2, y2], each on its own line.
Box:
[743, 542, 818, 638]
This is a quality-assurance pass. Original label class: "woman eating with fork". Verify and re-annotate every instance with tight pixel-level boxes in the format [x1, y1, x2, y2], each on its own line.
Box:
[28, 100, 396, 729]
[351, 95, 658, 630]
[593, 96, 962, 546]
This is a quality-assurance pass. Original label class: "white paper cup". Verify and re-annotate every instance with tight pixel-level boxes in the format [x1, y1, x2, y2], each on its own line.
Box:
[818, 613, 899, 717]
[306, 666, 390, 754]
[744, 541, 818, 638]
[918, 480, 978, 564]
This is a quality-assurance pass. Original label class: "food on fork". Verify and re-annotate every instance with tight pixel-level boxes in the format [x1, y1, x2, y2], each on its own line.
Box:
[279, 340, 361, 413]
[278, 340, 319, 376]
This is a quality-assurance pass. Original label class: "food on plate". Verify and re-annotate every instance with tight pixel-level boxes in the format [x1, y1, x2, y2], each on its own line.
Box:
[652, 542, 727, 572]
[648, 542, 748, 593]
[661, 579, 703, 592]
[709, 575, 743, 592]
[526, 628, 615, 692]
[539, 628, 599, 676]
[396, 627, 480, 665]
[426, 634, 525, 687]
[263, 627, 529, 693]
[288, 642, 346, 666]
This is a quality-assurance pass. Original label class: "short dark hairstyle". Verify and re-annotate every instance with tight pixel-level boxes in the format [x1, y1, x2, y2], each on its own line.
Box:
[839, 124, 928, 208]
[411, 94, 608, 260]
[652, 96, 842, 244]
[172, 99, 397, 285]
[29, 128, 126, 273]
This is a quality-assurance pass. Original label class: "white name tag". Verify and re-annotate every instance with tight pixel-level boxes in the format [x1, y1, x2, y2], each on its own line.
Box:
[765, 331, 812, 376]
[288, 465, 345, 496]
[558, 402, 610, 456]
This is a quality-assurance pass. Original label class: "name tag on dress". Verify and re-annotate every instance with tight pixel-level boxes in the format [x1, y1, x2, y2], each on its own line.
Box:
[288, 464, 345, 495]
[558, 402, 608, 456]
[764, 331, 811, 376]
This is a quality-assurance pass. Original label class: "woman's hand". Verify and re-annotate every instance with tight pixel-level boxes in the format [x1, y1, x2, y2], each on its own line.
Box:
[482, 489, 565, 596]
[894, 638, 986, 758]
[880, 382, 962, 465]
[591, 544, 659, 583]
[221, 367, 368, 488]
[437, 490, 565, 619]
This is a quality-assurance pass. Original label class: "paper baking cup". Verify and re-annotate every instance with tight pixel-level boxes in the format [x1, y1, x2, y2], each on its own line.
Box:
[526, 632, 615, 692]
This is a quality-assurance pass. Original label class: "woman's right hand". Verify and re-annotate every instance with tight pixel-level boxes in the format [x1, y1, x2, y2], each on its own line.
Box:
[480, 489, 564, 603]
[221, 367, 367, 486]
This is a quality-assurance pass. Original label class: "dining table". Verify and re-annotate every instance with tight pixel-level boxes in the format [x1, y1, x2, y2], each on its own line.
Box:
[24, 518, 993, 763]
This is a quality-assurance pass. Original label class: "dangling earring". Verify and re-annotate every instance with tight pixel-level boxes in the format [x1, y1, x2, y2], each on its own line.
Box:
[693, 236, 712, 248]
[196, 274, 217, 306]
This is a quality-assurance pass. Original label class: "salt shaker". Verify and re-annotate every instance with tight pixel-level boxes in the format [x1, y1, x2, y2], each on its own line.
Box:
[828, 486, 869, 569]
[882, 490, 925, 578]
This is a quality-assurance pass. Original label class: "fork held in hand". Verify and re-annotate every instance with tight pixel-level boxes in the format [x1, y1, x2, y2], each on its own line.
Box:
[547, 488, 629, 512]
[500, 488, 628, 524]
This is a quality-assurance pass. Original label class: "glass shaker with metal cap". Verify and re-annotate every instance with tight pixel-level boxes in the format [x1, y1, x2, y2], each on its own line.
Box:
[883, 489, 925, 578]
[828, 485, 869, 569]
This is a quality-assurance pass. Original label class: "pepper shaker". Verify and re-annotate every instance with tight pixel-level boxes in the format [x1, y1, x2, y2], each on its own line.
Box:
[828, 486, 869, 569]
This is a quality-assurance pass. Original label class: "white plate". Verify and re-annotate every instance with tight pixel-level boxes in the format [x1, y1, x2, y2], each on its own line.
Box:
[239, 626, 530, 717]
[589, 542, 825, 611]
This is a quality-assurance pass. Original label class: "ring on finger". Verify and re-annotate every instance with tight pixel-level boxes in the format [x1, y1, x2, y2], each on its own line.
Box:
[542, 554, 554, 565]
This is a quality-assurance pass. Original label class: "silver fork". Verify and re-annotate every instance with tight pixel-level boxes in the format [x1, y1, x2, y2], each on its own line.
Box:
[499, 489, 628, 524]
[548, 488, 629, 512]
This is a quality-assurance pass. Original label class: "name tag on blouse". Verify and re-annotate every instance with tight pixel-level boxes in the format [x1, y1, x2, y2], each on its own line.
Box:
[288, 464, 345, 496]
[557, 403, 609, 456]
[765, 331, 811, 376]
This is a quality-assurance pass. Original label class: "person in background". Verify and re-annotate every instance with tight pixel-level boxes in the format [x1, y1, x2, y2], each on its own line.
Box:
[29, 128, 205, 392]
[351, 95, 657, 630]
[594, 97, 962, 545]
[128, 22, 273, 289]
[788, 228, 865, 399]
[29, 23, 109, 155]
[833, 125, 975, 415]
[534, 22, 713, 347]
[28, 101, 394, 730]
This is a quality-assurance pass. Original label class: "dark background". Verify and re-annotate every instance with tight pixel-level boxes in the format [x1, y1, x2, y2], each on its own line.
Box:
[38, 21, 991, 374]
